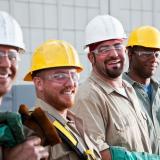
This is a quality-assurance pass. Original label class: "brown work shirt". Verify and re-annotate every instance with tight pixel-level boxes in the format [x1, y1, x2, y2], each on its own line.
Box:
[73, 71, 152, 153]
[0, 147, 2, 160]
[35, 98, 101, 160]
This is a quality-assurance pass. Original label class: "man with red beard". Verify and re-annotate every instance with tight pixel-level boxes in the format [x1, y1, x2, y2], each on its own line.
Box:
[123, 26, 160, 154]
[0, 11, 49, 160]
[72, 15, 153, 159]
[23, 40, 102, 160]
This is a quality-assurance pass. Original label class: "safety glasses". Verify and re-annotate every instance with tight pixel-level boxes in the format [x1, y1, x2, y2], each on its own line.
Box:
[0, 50, 20, 63]
[92, 43, 124, 55]
[44, 72, 79, 83]
[134, 50, 160, 58]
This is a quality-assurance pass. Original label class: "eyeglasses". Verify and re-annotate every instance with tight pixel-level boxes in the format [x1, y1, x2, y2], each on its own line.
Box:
[44, 72, 79, 83]
[134, 50, 160, 58]
[0, 50, 20, 63]
[92, 43, 124, 55]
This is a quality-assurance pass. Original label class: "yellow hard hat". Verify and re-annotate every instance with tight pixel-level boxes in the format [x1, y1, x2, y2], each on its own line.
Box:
[24, 40, 83, 81]
[127, 25, 160, 48]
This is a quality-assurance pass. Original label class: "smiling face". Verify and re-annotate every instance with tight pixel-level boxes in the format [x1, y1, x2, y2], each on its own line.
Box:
[88, 39, 126, 80]
[33, 68, 79, 112]
[128, 46, 160, 79]
[0, 45, 19, 97]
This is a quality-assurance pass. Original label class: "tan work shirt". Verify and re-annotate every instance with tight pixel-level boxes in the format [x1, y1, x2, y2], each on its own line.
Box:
[73, 71, 152, 153]
[35, 98, 101, 160]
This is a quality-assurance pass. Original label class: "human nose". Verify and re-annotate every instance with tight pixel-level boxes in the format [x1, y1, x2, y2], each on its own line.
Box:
[110, 48, 119, 57]
[149, 53, 160, 63]
[65, 74, 77, 86]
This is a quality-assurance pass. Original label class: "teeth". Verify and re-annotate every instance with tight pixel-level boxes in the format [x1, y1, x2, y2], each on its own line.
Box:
[107, 59, 120, 64]
[0, 74, 8, 78]
[64, 91, 72, 95]
[112, 60, 120, 63]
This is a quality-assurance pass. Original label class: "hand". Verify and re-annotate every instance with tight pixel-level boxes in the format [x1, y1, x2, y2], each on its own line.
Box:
[100, 149, 112, 160]
[3, 136, 49, 160]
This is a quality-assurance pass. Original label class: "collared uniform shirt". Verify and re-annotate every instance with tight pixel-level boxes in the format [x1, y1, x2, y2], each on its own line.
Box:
[123, 72, 160, 154]
[35, 98, 101, 160]
[73, 71, 152, 153]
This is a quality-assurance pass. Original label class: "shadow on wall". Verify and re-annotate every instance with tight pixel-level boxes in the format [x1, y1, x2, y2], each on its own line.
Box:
[1, 84, 36, 112]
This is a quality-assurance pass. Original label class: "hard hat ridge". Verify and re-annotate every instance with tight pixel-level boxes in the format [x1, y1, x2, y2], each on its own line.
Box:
[85, 14, 127, 47]
[24, 40, 83, 81]
[127, 25, 160, 49]
[0, 11, 25, 51]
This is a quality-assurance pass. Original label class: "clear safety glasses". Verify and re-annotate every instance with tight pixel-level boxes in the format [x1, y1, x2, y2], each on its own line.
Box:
[0, 50, 20, 64]
[92, 43, 124, 55]
[44, 72, 79, 83]
[134, 50, 160, 58]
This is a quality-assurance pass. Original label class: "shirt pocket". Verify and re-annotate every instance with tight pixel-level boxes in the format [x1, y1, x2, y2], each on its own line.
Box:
[114, 115, 128, 132]
[112, 117, 128, 146]
[139, 111, 148, 130]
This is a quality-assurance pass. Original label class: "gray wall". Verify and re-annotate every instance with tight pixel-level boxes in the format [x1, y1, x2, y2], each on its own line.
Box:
[0, 0, 160, 83]
[0, 84, 36, 111]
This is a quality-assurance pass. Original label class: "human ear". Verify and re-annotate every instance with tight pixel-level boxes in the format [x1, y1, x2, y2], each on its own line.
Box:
[88, 52, 95, 64]
[33, 77, 44, 91]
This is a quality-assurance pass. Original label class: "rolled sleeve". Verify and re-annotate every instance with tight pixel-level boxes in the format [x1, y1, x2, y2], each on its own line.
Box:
[73, 86, 109, 152]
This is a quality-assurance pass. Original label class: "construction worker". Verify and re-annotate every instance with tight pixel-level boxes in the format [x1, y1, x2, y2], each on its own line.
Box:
[23, 39, 160, 160]
[23, 39, 102, 160]
[72, 15, 154, 159]
[123, 26, 160, 154]
[0, 11, 48, 160]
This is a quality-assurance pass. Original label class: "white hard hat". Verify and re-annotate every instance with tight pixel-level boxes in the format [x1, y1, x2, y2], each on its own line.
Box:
[85, 15, 127, 47]
[0, 11, 25, 52]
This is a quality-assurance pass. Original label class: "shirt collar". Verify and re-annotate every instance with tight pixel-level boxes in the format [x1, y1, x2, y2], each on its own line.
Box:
[90, 71, 133, 95]
[123, 72, 136, 86]
[123, 72, 160, 88]
[35, 98, 80, 125]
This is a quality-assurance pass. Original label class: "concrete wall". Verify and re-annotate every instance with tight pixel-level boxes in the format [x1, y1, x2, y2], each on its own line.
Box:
[0, 0, 160, 83]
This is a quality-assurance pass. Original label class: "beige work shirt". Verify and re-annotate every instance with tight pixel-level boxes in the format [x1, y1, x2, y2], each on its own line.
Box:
[73, 71, 152, 153]
[35, 98, 101, 160]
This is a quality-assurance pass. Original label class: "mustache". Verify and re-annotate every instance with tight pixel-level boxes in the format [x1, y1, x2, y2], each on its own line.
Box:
[104, 57, 120, 64]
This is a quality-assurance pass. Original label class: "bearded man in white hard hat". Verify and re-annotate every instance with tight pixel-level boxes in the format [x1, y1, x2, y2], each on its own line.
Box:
[0, 11, 48, 160]
[73, 15, 153, 159]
